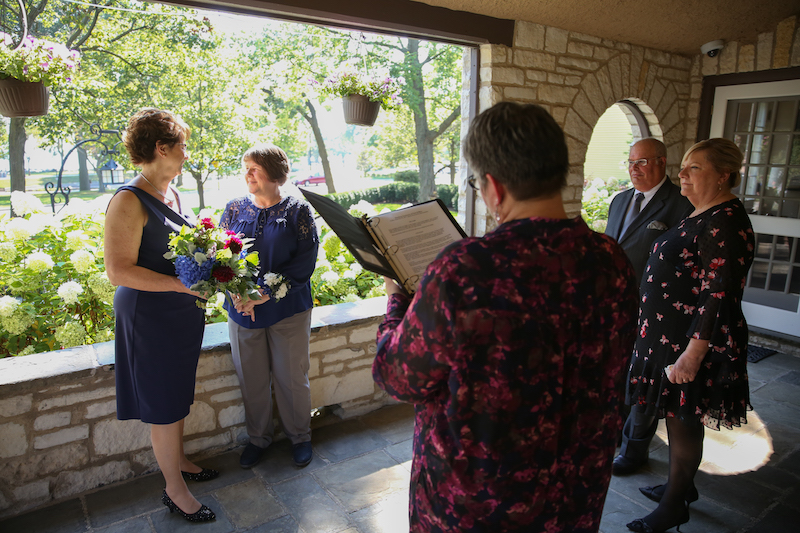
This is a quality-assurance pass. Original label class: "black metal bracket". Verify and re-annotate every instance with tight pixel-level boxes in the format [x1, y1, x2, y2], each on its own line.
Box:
[45, 124, 122, 214]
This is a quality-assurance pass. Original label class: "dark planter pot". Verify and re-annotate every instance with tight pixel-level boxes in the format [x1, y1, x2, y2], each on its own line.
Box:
[0, 78, 50, 117]
[342, 94, 381, 126]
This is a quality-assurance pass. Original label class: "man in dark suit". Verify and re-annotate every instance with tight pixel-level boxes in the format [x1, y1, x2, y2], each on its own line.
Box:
[605, 137, 692, 476]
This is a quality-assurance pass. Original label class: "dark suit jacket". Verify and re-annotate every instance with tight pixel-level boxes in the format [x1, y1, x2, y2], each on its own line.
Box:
[605, 178, 692, 285]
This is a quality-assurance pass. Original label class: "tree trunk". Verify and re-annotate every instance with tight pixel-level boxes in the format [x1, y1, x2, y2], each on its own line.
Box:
[9, 118, 26, 192]
[191, 171, 205, 210]
[78, 148, 91, 191]
[302, 100, 335, 194]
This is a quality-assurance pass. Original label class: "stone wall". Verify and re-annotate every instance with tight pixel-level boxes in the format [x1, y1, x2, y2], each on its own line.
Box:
[459, 15, 800, 235]
[0, 297, 391, 519]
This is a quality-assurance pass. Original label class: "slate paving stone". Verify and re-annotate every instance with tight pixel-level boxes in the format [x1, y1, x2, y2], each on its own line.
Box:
[777, 370, 800, 387]
[272, 475, 351, 533]
[243, 514, 302, 533]
[312, 418, 390, 463]
[94, 516, 151, 533]
[748, 503, 800, 533]
[314, 450, 409, 512]
[350, 490, 410, 533]
[85, 472, 165, 528]
[358, 403, 415, 444]
[0, 498, 85, 533]
[384, 438, 413, 465]
[214, 477, 284, 529]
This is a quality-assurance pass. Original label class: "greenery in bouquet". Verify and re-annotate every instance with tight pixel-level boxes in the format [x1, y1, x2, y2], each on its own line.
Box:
[314, 70, 404, 111]
[164, 217, 261, 308]
[0, 192, 116, 358]
[0, 32, 80, 87]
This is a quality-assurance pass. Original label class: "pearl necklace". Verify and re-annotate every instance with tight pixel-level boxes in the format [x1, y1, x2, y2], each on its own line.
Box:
[139, 174, 174, 207]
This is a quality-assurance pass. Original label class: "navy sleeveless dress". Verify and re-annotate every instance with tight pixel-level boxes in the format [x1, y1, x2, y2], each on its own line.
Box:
[113, 185, 205, 425]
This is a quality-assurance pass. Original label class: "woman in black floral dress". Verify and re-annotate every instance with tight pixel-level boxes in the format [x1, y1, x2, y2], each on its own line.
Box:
[373, 102, 639, 532]
[626, 138, 755, 533]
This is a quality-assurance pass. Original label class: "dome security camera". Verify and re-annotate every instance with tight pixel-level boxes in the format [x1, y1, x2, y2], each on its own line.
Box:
[701, 40, 724, 57]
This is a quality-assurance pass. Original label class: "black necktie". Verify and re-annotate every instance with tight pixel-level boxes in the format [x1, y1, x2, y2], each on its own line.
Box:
[622, 192, 645, 235]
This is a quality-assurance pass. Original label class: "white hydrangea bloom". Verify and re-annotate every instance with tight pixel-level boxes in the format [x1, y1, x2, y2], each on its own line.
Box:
[0, 241, 17, 262]
[336, 255, 346, 263]
[348, 200, 377, 217]
[0, 295, 20, 318]
[10, 191, 45, 216]
[342, 293, 360, 303]
[27, 213, 55, 235]
[57, 281, 84, 304]
[17, 344, 36, 356]
[349, 263, 363, 274]
[70, 249, 95, 273]
[321, 271, 339, 284]
[88, 272, 117, 301]
[55, 321, 87, 348]
[0, 308, 34, 335]
[342, 270, 356, 280]
[5, 217, 34, 241]
[315, 259, 331, 271]
[66, 230, 88, 250]
[26, 251, 55, 272]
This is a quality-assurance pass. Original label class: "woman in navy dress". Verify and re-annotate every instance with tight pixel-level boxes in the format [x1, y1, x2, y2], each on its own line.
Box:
[105, 108, 215, 522]
[626, 139, 755, 533]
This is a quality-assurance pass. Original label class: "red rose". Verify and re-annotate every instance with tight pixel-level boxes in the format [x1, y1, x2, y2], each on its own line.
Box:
[200, 218, 215, 230]
[211, 265, 235, 283]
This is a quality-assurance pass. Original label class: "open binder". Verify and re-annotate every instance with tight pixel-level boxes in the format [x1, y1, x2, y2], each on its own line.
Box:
[301, 188, 467, 294]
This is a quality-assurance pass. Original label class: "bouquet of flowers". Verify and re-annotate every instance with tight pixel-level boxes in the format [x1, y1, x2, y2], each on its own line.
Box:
[164, 217, 261, 308]
[262, 272, 291, 302]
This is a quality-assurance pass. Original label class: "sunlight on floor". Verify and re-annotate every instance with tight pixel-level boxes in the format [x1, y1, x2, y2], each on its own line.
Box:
[656, 410, 773, 475]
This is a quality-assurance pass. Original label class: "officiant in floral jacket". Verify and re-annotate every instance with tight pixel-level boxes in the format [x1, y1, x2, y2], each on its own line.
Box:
[373, 102, 638, 532]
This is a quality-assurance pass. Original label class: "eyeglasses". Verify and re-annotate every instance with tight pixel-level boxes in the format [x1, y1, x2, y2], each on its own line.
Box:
[467, 174, 480, 191]
[627, 157, 659, 168]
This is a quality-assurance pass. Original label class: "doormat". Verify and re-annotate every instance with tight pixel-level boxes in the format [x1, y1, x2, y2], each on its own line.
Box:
[747, 345, 778, 363]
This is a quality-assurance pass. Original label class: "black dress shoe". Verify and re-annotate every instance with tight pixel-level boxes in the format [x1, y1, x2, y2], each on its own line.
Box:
[292, 441, 313, 467]
[626, 503, 690, 532]
[612, 454, 648, 476]
[181, 468, 219, 482]
[639, 483, 699, 504]
[161, 490, 216, 522]
[240, 442, 267, 469]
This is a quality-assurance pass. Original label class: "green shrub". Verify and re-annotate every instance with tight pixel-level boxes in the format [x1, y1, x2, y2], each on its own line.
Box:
[0, 192, 117, 358]
[391, 170, 419, 183]
[327, 182, 459, 211]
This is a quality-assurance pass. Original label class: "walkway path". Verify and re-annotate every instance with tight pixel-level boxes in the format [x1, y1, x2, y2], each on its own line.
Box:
[1, 352, 798, 532]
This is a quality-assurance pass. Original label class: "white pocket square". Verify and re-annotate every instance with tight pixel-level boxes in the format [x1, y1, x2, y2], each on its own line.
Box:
[647, 220, 668, 230]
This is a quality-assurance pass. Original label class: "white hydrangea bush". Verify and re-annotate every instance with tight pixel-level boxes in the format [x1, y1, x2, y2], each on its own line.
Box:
[0, 193, 116, 357]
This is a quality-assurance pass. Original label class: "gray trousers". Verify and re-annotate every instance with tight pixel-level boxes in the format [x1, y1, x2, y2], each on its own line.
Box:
[228, 309, 312, 448]
[618, 403, 658, 461]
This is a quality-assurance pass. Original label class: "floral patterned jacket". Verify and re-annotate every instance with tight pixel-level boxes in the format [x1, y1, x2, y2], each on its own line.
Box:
[373, 217, 638, 532]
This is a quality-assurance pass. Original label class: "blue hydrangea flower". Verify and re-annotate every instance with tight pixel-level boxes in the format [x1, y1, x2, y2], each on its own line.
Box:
[175, 252, 214, 288]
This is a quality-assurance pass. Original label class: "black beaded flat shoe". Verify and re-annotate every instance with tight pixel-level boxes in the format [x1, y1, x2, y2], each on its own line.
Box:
[626, 504, 690, 533]
[181, 468, 219, 482]
[161, 490, 216, 522]
[639, 483, 699, 504]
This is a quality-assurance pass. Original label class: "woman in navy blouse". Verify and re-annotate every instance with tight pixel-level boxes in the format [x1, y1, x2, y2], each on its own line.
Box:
[220, 145, 319, 469]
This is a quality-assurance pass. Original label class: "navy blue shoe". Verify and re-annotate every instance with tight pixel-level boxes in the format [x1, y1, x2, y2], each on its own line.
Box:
[292, 441, 313, 467]
[240, 443, 267, 469]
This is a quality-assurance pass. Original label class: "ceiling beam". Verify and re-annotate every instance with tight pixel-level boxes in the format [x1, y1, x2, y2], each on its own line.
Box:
[157, 0, 515, 46]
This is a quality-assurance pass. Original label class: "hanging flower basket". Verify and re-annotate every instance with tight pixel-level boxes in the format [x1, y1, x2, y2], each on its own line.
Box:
[0, 77, 49, 117]
[342, 94, 381, 126]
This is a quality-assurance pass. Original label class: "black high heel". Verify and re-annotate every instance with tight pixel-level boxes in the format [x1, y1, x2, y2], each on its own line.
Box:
[626, 503, 690, 533]
[639, 483, 699, 504]
[161, 490, 216, 522]
[181, 467, 219, 482]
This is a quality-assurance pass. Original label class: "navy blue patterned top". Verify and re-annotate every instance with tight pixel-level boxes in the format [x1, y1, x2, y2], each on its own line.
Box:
[220, 195, 319, 328]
